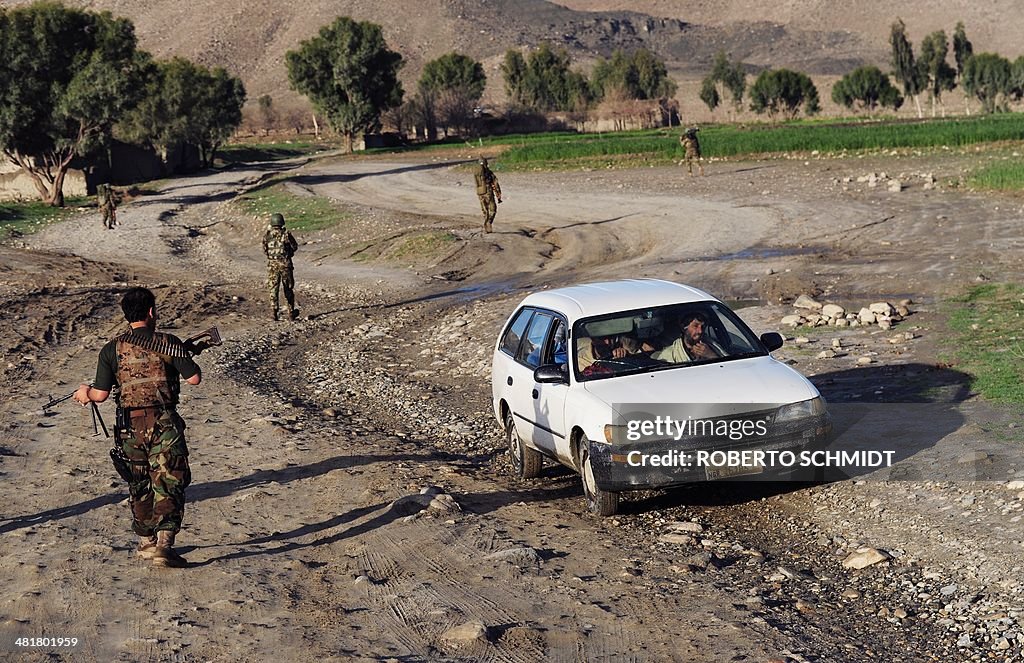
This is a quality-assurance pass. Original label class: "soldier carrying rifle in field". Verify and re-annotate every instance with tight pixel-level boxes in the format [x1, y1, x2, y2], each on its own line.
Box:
[70, 287, 219, 568]
[680, 127, 704, 177]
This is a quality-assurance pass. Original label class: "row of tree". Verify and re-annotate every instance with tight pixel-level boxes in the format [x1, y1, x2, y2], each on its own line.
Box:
[284, 20, 681, 148]
[0, 3, 246, 206]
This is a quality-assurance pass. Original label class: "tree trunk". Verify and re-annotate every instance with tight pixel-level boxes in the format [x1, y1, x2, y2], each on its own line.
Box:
[48, 166, 67, 207]
[312, 114, 320, 138]
[344, 132, 354, 153]
[913, 94, 923, 118]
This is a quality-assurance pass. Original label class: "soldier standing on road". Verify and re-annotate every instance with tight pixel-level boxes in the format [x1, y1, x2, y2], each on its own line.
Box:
[73, 287, 202, 568]
[97, 183, 119, 229]
[474, 157, 502, 233]
[262, 212, 299, 321]
[680, 127, 704, 177]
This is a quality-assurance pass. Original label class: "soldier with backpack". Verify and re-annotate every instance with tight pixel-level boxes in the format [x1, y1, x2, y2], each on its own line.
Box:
[262, 213, 299, 321]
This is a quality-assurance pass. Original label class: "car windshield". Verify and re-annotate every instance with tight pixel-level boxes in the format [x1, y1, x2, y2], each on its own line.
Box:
[573, 301, 766, 381]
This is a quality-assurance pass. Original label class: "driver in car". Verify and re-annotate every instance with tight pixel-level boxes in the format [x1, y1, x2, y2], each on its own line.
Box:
[652, 311, 724, 363]
[578, 333, 657, 373]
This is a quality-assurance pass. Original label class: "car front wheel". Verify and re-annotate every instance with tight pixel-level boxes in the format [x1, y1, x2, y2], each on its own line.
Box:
[579, 437, 619, 516]
[506, 410, 542, 479]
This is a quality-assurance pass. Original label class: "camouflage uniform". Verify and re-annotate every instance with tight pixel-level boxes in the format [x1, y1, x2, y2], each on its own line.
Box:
[680, 129, 704, 176]
[262, 214, 299, 320]
[112, 334, 194, 539]
[474, 158, 502, 232]
[98, 183, 118, 229]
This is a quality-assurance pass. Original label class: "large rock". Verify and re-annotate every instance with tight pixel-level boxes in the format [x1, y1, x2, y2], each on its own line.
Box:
[793, 294, 823, 310]
[858, 308, 876, 324]
[441, 620, 490, 643]
[821, 304, 846, 319]
[869, 302, 894, 316]
[780, 314, 805, 327]
[842, 547, 890, 569]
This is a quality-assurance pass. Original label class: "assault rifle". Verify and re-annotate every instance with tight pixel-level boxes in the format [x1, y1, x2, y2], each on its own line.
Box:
[42, 385, 109, 438]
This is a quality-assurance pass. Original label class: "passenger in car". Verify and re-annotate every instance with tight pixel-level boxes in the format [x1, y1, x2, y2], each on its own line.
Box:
[652, 312, 724, 363]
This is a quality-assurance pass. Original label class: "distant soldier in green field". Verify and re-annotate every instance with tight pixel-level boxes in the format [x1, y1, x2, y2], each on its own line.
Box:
[262, 213, 299, 321]
[474, 157, 502, 233]
[680, 127, 704, 177]
[97, 183, 119, 229]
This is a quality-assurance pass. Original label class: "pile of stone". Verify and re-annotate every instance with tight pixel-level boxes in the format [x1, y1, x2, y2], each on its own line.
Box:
[831, 171, 937, 193]
[780, 294, 912, 330]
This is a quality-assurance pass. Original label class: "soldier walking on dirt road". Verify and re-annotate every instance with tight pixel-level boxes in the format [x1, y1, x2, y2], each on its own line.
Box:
[680, 127, 704, 177]
[73, 287, 202, 568]
[474, 157, 502, 233]
[262, 213, 299, 321]
[97, 183, 119, 229]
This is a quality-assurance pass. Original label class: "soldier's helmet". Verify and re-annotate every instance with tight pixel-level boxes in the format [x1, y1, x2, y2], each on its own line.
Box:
[270, 213, 285, 227]
[686, 126, 699, 135]
[479, 157, 488, 166]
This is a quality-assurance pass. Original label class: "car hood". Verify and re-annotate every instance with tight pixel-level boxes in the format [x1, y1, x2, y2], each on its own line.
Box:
[581, 357, 819, 410]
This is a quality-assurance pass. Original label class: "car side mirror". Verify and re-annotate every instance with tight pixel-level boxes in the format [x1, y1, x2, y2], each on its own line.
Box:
[760, 332, 784, 352]
[534, 364, 568, 384]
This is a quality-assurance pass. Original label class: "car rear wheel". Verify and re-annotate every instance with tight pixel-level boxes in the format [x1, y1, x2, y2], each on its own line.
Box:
[506, 410, 542, 479]
[579, 437, 619, 516]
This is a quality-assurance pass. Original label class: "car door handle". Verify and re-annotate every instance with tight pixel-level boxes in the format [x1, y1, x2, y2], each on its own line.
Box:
[532, 389, 539, 399]
[507, 376, 513, 386]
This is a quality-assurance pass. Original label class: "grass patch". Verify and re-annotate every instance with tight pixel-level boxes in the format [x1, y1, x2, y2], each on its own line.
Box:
[0, 197, 89, 236]
[969, 159, 1024, 191]
[233, 183, 350, 232]
[388, 230, 458, 261]
[945, 283, 1024, 404]
[217, 141, 331, 165]
[368, 114, 1024, 171]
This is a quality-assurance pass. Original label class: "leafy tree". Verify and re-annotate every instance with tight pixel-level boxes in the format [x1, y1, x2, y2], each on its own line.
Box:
[118, 57, 246, 168]
[0, 3, 151, 206]
[591, 48, 675, 101]
[419, 52, 486, 137]
[962, 53, 1012, 113]
[286, 17, 404, 152]
[831, 66, 903, 112]
[952, 21, 974, 114]
[918, 31, 956, 116]
[500, 44, 592, 112]
[889, 18, 925, 117]
[1009, 56, 1024, 102]
[699, 78, 721, 112]
[258, 94, 277, 134]
[420, 52, 486, 100]
[699, 50, 745, 114]
[748, 69, 821, 118]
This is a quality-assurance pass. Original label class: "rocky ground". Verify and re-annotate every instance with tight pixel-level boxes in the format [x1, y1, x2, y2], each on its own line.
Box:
[1, 145, 1023, 662]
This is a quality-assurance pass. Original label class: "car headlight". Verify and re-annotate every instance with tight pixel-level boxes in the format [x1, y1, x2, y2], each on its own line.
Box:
[602, 424, 625, 444]
[775, 396, 826, 423]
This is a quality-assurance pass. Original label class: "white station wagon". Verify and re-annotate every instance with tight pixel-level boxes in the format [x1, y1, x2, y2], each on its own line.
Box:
[491, 279, 831, 515]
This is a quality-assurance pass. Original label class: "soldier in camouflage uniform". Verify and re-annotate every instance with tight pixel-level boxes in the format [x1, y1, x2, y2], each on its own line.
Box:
[97, 183, 118, 229]
[74, 287, 202, 568]
[262, 213, 299, 321]
[474, 157, 502, 233]
[680, 127, 704, 177]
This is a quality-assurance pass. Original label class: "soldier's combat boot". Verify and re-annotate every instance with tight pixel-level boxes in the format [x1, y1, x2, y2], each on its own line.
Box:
[272, 309, 279, 321]
[152, 530, 188, 568]
[136, 535, 158, 560]
[289, 308, 300, 321]
[484, 221, 492, 233]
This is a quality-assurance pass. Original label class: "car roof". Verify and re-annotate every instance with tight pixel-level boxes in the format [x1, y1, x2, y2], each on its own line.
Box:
[519, 279, 718, 321]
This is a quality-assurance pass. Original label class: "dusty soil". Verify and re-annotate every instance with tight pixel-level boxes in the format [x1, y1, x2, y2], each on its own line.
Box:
[2, 146, 1024, 662]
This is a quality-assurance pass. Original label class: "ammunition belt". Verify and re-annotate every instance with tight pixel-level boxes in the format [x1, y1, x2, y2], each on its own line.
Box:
[115, 330, 190, 359]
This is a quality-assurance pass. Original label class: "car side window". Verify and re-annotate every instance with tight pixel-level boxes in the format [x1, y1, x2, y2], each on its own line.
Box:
[517, 312, 554, 368]
[500, 308, 534, 357]
[543, 319, 568, 367]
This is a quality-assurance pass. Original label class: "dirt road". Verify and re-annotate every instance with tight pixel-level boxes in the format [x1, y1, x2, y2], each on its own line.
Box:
[2, 148, 1023, 662]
